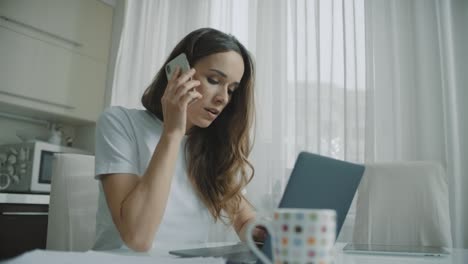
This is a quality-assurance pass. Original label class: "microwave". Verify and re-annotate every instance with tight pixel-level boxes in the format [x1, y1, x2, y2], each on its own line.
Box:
[0, 141, 89, 193]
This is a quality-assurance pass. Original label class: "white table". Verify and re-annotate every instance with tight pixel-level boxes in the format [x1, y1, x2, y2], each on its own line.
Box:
[5, 242, 468, 264]
[334, 243, 467, 264]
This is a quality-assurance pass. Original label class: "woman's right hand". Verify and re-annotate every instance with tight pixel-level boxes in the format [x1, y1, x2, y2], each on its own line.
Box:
[161, 67, 202, 138]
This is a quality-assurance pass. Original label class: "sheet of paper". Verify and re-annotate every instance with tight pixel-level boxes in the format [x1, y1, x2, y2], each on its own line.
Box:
[6, 249, 225, 264]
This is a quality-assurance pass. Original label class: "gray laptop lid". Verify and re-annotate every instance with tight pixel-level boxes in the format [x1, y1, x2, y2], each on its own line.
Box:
[279, 152, 364, 234]
[261, 152, 365, 261]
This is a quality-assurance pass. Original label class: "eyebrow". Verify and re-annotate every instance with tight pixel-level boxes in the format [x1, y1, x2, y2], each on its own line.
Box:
[209, 69, 240, 86]
[209, 69, 227, 78]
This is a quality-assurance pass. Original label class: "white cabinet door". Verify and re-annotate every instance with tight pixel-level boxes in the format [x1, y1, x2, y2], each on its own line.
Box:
[0, 26, 75, 109]
[0, 0, 113, 123]
[67, 53, 107, 122]
[0, 0, 113, 61]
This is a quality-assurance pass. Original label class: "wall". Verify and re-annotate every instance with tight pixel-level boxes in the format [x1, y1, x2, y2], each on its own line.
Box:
[104, 0, 125, 108]
[74, 125, 96, 154]
[0, 115, 75, 146]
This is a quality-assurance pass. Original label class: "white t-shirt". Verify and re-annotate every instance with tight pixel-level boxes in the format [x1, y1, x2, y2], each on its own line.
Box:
[93, 106, 212, 250]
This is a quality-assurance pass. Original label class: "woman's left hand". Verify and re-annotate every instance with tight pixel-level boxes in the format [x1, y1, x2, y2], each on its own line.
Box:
[251, 225, 268, 243]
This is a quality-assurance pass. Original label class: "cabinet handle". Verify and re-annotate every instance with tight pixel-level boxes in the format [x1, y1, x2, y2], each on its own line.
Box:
[0, 15, 83, 47]
[0, 91, 76, 110]
[2, 212, 48, 216]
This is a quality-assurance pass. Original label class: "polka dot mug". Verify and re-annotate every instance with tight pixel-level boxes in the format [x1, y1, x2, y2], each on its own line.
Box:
[246, 208, 336, 264]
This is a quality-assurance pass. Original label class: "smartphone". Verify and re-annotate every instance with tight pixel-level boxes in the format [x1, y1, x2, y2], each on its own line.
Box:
[165, 53, 191, 80]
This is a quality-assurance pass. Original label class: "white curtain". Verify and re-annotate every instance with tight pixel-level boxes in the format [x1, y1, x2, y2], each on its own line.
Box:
[110, 0, 365, 242]
[247, 0, 366, 244]
[365, 0, 468, 248]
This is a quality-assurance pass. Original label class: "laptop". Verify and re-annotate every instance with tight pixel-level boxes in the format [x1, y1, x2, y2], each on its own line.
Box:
[169, 152, 365, 263]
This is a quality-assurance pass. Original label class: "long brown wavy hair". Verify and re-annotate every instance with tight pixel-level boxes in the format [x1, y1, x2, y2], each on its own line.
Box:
[141, 28, 255, 223]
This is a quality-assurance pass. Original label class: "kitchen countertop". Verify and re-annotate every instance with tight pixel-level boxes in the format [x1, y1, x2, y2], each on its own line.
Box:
[0, 193, 49, 204]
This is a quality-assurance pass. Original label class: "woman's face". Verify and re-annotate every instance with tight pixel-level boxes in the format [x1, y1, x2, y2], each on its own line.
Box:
[186, 51, 245, 130]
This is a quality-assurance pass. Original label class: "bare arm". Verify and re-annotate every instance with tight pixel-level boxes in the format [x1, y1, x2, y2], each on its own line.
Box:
[101, 133, 183, 252]
[233, 197, 267, 242]
[100, 67, 202, 252]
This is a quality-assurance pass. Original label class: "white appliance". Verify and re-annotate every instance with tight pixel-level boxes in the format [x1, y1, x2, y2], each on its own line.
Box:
[0, 141, 89, 193]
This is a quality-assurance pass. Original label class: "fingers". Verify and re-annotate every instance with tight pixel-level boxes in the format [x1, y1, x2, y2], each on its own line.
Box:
[174, 79, 200, 98]
[181, 90, 202, 106]
[162, 67, 201, 109]
[167, 68, 196, 93]
[176, 68, 196, 85]
[253, 227, 267, 242]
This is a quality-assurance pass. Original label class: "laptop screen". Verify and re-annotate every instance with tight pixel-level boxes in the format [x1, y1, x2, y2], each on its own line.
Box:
[261, 152, 365, 261]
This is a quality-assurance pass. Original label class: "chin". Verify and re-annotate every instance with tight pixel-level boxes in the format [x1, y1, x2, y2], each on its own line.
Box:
[192, 119, 214, 128]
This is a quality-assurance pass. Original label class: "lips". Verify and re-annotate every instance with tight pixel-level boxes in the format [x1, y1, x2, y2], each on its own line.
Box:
[205, 107, 220, 115]
[204, 107, 221, 120]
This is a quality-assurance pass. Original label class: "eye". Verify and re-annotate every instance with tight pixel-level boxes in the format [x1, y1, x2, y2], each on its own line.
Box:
[207, 77, 219, 85]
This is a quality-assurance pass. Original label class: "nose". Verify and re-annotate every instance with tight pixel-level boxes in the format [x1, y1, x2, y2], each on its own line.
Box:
[214, 84, 229, 105]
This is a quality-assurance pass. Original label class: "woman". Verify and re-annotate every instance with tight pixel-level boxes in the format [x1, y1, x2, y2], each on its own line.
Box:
[93, 28, 265, 251]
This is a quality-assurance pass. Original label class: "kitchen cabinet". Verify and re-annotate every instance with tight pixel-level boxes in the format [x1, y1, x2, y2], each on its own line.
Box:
[0, 200, 49, 260]
[0, 0, 113, 124]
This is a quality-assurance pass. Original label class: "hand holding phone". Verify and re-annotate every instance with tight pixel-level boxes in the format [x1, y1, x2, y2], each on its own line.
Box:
[161, 53, 201, 137]
[165, 52, 198, 103]
[165, 53, 191, 80]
